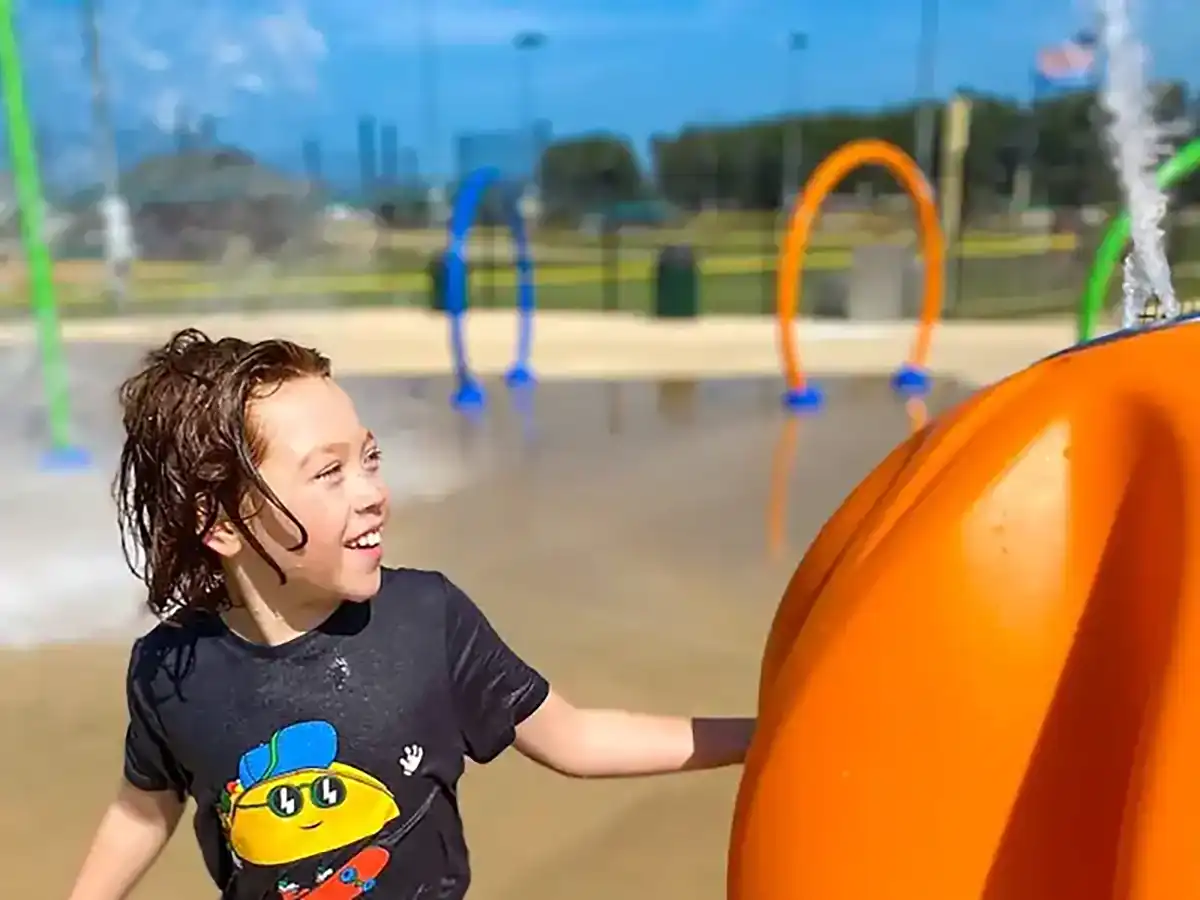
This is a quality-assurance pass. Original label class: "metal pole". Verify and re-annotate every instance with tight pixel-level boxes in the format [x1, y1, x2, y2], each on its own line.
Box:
[418, 0, 443, 223]
[914, 0, 939, 176]
[81, 0, 131, 304]
[1012, 72, 1038, 212]
[513, 31, 546, 190]
[780, 31, 807, 209]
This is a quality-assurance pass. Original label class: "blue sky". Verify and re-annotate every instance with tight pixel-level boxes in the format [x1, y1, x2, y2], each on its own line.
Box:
[16, 0, 1200, 180]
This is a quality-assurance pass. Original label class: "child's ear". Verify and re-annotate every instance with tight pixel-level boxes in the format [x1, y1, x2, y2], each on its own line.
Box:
[203, 518, 243, 559]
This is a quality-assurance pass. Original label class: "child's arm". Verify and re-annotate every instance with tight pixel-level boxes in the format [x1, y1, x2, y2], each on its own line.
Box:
[515, 689, 754, 777]
[440, 575, 754, 777]
[71, 636, 191, 898]
[67, 780, 184, 900]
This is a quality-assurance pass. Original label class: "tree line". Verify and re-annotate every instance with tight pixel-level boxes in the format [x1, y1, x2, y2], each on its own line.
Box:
[536, 83, 1198, 222]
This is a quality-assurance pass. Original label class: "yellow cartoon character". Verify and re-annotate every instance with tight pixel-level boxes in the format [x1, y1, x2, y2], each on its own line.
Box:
[218, 720, 400, 867]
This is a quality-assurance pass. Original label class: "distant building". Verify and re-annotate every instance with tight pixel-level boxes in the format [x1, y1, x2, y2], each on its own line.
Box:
[454, 120, 552, 182]
[54, 148, 318, 261]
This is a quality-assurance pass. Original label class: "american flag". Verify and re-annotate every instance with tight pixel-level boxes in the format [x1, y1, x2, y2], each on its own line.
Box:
[1035, 31, 1097, 86]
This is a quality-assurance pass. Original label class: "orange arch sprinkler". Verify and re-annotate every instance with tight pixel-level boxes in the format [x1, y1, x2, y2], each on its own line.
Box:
[731, 316, 1200, 900]
[777, 139, 944, 412]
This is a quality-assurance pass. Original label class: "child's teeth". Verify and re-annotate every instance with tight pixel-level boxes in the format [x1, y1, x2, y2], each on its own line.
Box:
[351, 531, 380, 548]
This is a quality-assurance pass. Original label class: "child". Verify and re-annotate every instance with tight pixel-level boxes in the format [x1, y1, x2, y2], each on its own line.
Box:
[68, 329, 755, 900]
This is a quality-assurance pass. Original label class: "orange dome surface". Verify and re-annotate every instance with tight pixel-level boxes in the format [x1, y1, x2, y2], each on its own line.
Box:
[732, 320, 1200, 900]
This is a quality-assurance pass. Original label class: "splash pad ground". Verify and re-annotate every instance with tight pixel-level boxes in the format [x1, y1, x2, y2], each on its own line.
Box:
[0, 309, 1070, 898]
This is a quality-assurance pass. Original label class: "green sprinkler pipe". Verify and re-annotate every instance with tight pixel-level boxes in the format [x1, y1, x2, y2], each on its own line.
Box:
[0, 0, 86, 466]
[1078, 137, 1200, 343]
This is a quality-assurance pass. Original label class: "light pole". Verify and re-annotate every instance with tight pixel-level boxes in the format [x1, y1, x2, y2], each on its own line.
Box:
[781, 30, 807, 209]
[913, 0, 939, 177]
[418, 0, 445, 222]
[513, 30, 546, 189]
[81, 0, 131, 304]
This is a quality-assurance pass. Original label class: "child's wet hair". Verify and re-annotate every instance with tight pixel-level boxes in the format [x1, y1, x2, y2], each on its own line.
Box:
[113, 328, 330, 618]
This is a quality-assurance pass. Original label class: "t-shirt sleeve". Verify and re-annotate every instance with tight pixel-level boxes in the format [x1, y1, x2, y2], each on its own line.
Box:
[441, 575, 550, 763]
[123, 639, 189, 799]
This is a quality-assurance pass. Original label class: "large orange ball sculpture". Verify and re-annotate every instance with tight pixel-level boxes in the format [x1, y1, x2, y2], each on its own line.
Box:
[731, 319, 1200, 900]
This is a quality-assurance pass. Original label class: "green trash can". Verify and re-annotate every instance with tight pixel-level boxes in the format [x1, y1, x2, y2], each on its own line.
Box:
[654, 244, 699, 318]
[427, 251, 461, 312]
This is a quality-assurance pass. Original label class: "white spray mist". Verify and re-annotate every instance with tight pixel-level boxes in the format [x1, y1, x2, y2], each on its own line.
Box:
[1096, 0, 1177, 326]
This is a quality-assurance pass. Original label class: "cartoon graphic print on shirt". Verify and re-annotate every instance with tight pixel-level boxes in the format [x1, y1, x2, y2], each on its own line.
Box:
[217, 719, 403, 897]
[398, 745, 424, 776]
[276, 845, 391, 900]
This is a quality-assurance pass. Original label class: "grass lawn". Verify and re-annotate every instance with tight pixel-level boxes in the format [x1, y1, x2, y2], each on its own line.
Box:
[5, 254, 1172, 321]
[2, 222, 1197, 323]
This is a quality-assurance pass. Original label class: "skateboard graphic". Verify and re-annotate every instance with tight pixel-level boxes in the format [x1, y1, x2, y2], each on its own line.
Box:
[277, 846, 391, 900]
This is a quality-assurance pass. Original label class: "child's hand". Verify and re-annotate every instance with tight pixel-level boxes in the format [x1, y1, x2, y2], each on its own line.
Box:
[693, 715, 756, 767]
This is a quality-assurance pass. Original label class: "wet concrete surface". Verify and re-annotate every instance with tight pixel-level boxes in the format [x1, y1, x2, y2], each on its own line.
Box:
[0, 361, 974, 899]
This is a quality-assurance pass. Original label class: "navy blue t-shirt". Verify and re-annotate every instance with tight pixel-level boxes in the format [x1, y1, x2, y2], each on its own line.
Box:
[123, 568, 549, 900]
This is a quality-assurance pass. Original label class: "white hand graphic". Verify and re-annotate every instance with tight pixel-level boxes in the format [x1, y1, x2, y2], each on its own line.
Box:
[399, 744, 424, 776]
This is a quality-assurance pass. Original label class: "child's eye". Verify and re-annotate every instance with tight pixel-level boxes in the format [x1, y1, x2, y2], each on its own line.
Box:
[317, 462, 343, 480]
[364, 447, 383, 466]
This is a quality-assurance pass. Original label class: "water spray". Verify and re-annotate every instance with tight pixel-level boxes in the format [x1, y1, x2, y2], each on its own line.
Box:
[1096, 0, 1178, 326]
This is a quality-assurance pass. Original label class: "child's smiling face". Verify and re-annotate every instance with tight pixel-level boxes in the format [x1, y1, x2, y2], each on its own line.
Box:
[237, 374, 390, 605]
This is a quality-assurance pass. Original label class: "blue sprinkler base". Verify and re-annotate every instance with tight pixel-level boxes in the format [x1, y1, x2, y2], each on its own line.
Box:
[451, 378, 487, 413]
[782, 384, 825, 414]
[38, 445, 92, 471]
[890, 364, 932, 397]
[504, 363, 535, 389]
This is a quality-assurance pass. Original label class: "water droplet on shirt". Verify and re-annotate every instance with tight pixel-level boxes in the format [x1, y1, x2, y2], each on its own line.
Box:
[329, 655, 350, 689]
